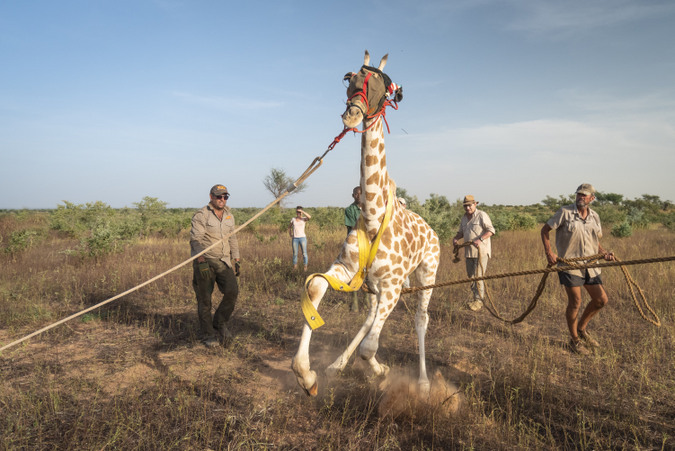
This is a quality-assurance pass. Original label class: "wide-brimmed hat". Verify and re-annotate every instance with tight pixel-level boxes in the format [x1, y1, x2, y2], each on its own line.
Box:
[210, 184, 229, 196]
[576, 183, 595, 196]
[462, 195, 478, 206]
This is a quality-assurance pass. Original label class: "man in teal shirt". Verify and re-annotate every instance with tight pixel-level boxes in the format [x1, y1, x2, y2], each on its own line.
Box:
[344, 186, 361, 236]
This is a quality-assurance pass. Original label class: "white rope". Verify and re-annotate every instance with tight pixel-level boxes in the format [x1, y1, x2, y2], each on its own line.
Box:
[0, 160, 323, 353]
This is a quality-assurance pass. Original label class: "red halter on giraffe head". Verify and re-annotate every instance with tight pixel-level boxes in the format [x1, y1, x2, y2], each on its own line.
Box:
[291, 50, 440, 398]
[342, 51, 402, 131]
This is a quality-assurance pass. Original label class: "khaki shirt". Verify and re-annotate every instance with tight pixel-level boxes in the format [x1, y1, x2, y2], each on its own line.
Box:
[546, 204, 602, 277]
[190, 204, 240, 267]
[458, 209, 496, 259]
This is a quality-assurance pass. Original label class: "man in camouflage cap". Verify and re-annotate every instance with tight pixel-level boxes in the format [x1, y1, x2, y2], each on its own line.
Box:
[190, 184, 241, 348]
[541, 183, 615, 355]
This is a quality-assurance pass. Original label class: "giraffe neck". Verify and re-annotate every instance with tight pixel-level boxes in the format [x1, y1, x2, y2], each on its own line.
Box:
[360, 115, 392, 236]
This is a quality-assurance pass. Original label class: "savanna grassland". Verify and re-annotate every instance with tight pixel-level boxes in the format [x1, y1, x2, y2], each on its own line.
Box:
[0, 207, 674, 450]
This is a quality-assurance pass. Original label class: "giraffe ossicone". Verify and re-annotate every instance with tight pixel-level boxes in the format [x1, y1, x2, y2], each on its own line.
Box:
[291, 51, 441, 398]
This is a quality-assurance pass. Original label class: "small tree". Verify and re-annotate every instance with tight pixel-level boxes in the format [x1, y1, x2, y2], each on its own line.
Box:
[263, 168, 306, 207]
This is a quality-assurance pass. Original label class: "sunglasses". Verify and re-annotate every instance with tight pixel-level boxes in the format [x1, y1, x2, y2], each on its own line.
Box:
[214, 194, 230, 200]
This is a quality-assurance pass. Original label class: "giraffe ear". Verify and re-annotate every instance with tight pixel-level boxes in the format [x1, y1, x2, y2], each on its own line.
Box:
[394, 85, 403, 102]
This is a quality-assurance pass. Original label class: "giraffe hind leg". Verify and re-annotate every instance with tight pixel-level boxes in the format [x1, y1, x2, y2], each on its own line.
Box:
[414, 256, 439, 397]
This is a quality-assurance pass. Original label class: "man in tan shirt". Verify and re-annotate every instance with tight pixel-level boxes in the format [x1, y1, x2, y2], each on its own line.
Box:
[452, 195, 496, 311]
[190, 184, 240, 348]
[541, 183, 615, 355]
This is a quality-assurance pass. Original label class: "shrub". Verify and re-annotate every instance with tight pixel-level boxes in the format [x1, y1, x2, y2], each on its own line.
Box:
[663, 212, 675, 231]
[416, 194, 462, 243]
[611, 221, 633, 238]
[594, 205, 626, 225]
[4, 228, 46, 254]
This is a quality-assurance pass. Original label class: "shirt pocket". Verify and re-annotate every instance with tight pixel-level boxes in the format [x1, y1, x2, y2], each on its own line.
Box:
[223, 215, 235, 229]
[566, 221, 578, 233]
[470, 223, 483, 236]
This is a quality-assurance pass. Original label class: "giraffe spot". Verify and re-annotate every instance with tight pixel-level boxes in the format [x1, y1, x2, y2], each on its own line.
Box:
[376, 196, 384, 208]
[366, 173, 379, 185]
[369, 208, 377, 215]
[366, 191, 376, 201]
[349, 251, 359, 262]
[392, 220, 403, 235]
[381, 231, 392, 248]
[394, 241, 400, 253]
[365, 155, 379, 167]
[393, 267, 403, 276]
[379, 142, 385, 152]
[386, 291, 393, 300]
[380, 155, 386, 169]
[373, 266, 387, 277]
[370, 139, 379, 149]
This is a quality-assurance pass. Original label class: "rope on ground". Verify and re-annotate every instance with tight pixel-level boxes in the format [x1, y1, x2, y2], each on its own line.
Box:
[0, 128, 354, 354]
[399, 252, 671, 327]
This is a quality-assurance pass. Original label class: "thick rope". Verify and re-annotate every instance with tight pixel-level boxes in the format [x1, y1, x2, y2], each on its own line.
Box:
[0, 132, 347, 354]
[400, 252, 671, 327]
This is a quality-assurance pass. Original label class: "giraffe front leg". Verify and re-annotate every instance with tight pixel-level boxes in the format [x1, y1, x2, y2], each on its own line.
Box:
[326, 292, 378, 377]
[291, 324, 318, 396]
[291, 276, 330, 396]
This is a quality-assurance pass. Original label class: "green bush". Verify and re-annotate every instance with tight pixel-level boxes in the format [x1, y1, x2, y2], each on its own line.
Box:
[4, 228, 46, 254]
[594, 205, 626, 225]
[626, 207, 650, 229]
[662, 212, 675, 231]
[611, 221, 633, 238]
[416, 194, 462, 243]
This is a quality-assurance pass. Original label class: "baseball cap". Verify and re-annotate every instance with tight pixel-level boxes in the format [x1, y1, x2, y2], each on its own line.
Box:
[210, 184, 229, 196]
[576, 183, 595, 196]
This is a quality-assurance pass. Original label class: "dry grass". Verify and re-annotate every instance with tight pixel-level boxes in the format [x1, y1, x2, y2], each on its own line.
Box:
[1, 218, 674, 450]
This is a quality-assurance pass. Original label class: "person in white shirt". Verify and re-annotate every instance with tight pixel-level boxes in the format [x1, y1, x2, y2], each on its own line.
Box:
[289, 206, 312, 271]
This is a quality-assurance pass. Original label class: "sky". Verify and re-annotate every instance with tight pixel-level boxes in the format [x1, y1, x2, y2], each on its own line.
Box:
[1, 0, 674, 210]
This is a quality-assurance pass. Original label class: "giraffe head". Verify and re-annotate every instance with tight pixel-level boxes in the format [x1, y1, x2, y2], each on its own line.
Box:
[342, 50, 402, 129]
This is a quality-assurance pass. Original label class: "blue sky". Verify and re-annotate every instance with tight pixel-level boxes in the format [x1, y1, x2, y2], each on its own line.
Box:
[1, 0, 674, 210]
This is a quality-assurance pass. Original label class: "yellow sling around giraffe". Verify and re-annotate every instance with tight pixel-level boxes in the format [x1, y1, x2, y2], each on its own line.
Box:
[301, 189, 395, 329]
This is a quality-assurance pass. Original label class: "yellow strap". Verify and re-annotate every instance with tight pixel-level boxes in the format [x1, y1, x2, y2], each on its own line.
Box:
[301, 189, 395, 329]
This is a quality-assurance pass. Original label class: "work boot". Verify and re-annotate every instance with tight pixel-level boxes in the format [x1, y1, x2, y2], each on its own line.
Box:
[569, 338, 590, 355]
[215, 325, 234, 347]
[202, 337, 219, 348]
[578, 329, 600, 348]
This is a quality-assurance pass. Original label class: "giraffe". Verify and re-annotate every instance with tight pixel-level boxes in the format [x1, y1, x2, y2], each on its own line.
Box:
[291, 51, 440, 397]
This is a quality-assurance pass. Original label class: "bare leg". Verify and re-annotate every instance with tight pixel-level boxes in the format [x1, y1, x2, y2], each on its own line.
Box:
[563, 285, 583, 339]
[578, 284, 609, 332]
